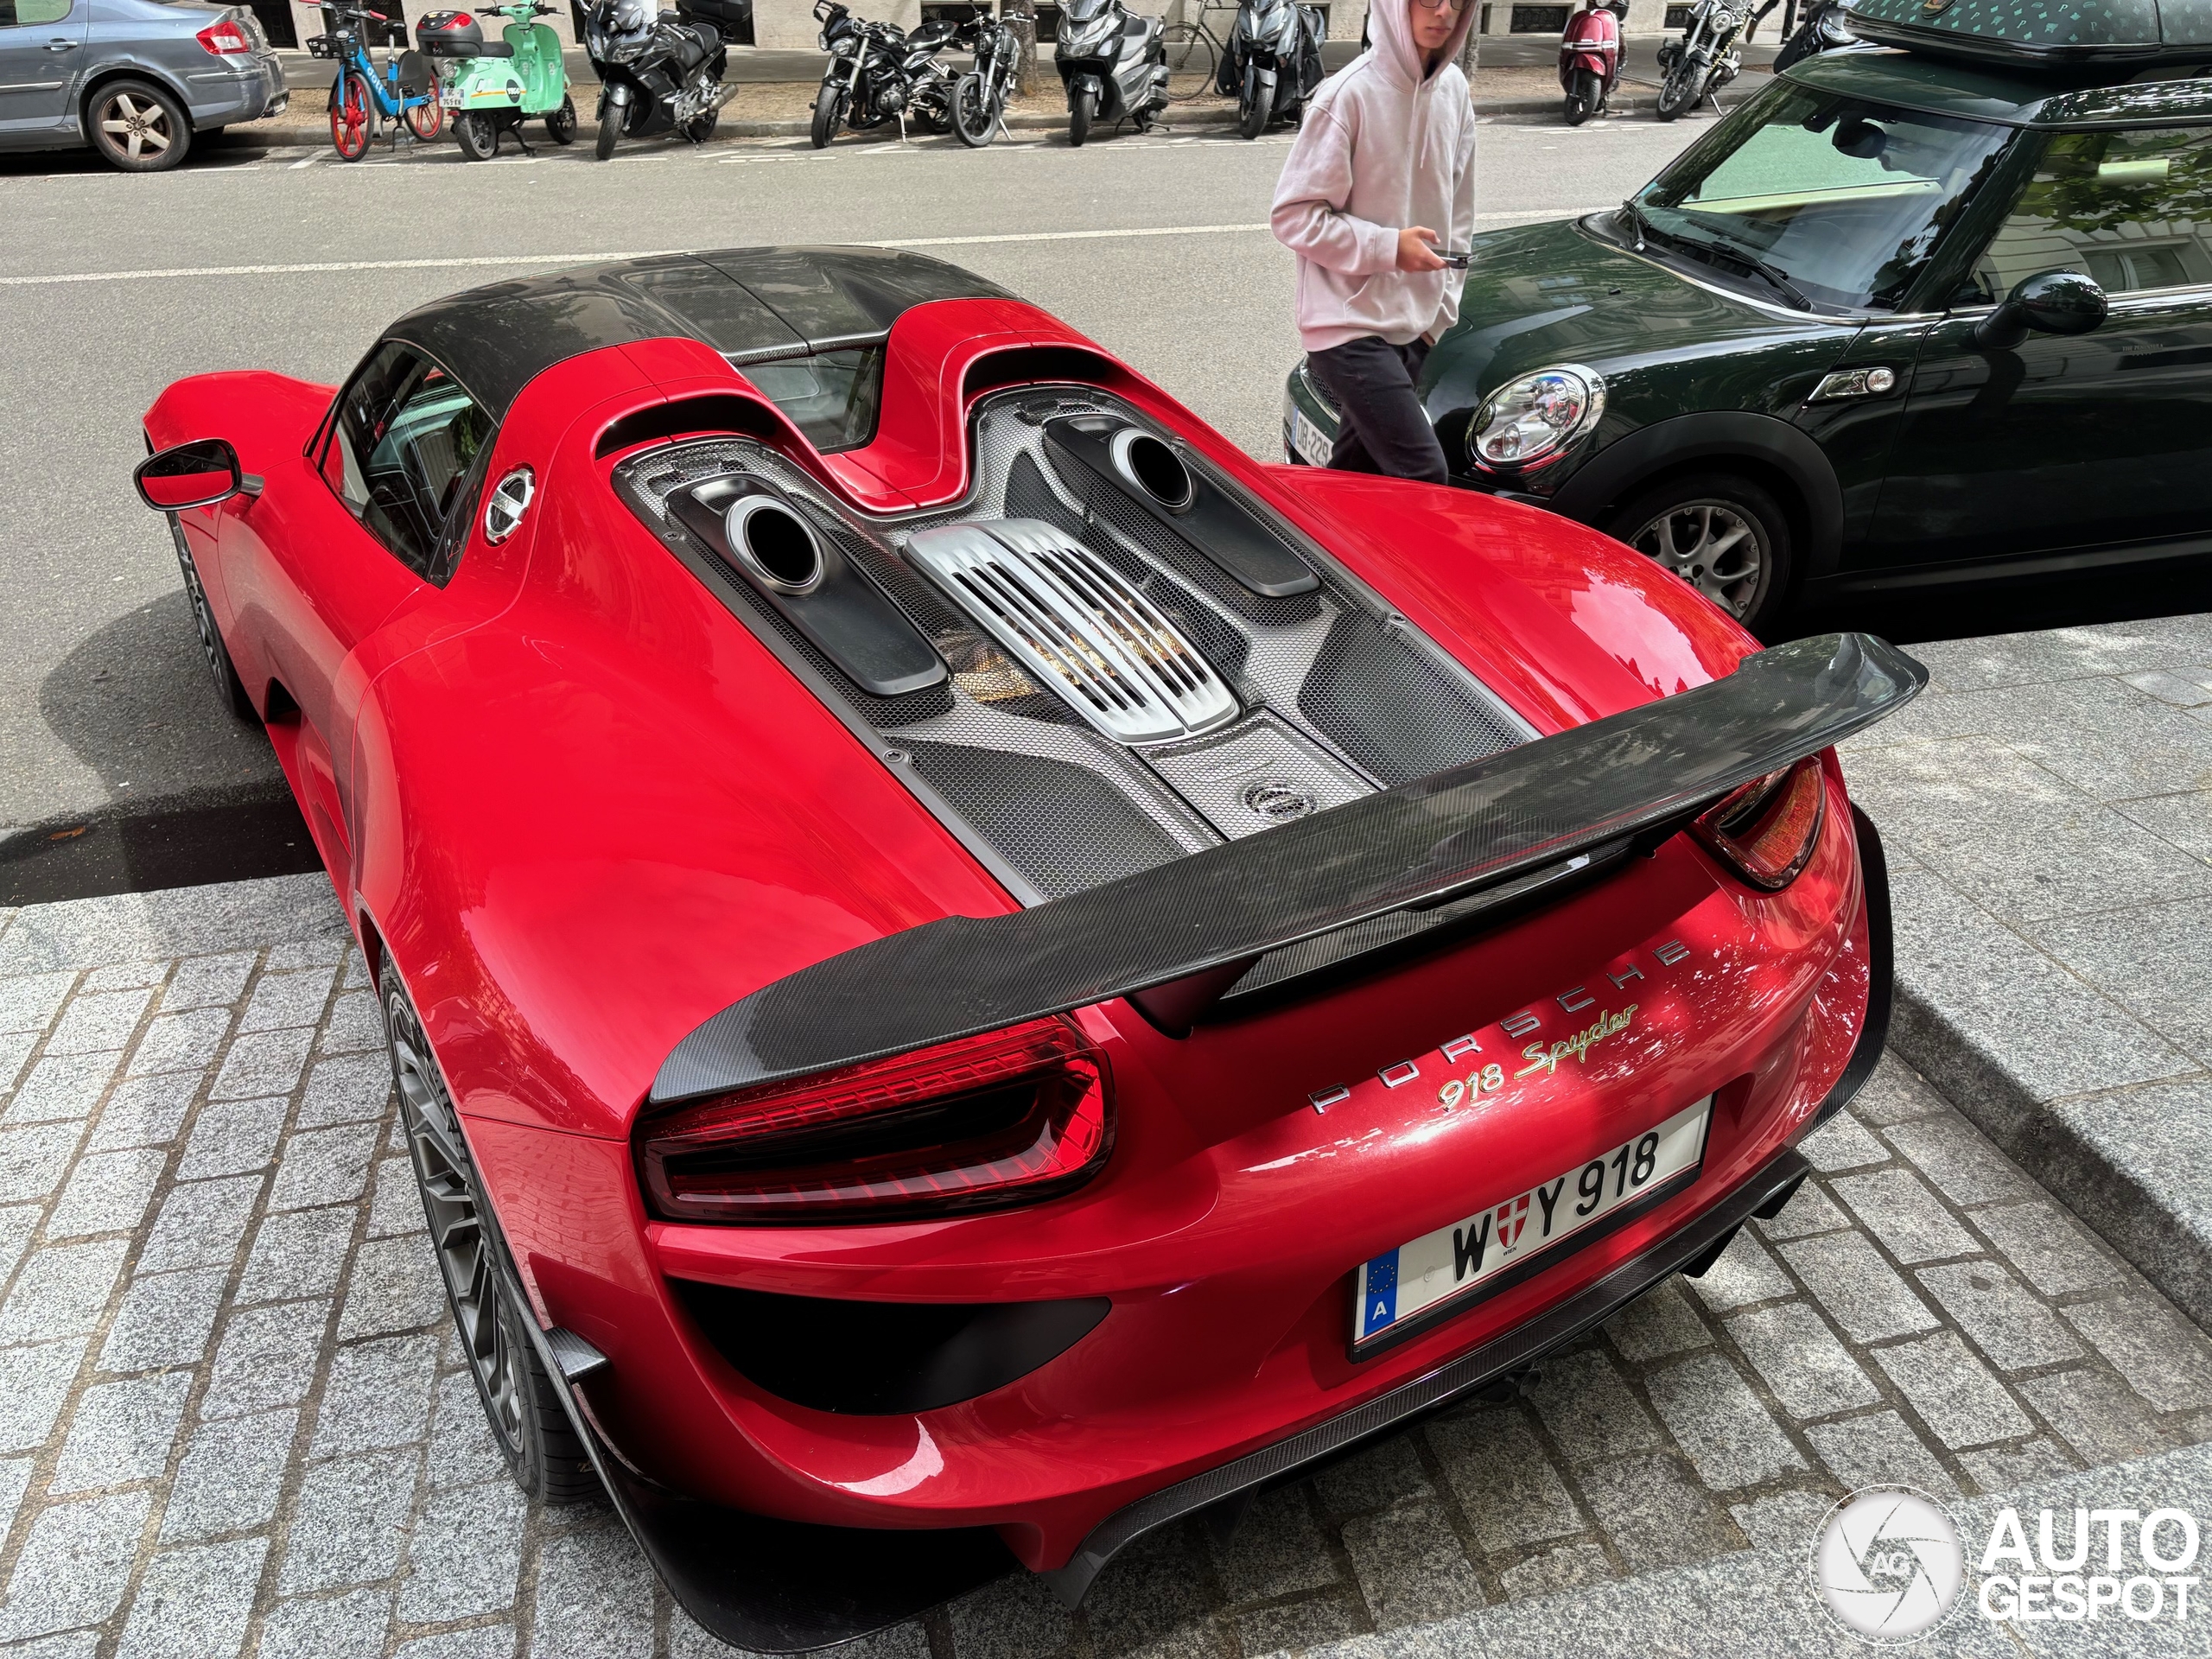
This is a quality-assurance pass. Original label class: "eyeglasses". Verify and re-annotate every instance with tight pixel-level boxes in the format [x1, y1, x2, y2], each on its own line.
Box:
[1411, 0, 1470, 10]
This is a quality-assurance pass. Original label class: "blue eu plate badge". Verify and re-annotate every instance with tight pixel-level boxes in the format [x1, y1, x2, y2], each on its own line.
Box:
[1357, 1249, 1400, 1341]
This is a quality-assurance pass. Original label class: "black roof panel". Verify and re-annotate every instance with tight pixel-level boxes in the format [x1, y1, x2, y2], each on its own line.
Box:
[383, 247, 1012, 416]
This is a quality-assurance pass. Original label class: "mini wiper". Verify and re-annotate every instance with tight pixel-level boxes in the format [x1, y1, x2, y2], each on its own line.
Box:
[1718, 251, 1815, 312]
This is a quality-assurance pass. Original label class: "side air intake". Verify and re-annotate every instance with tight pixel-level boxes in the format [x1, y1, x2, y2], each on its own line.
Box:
[906, 519, 1240, 745]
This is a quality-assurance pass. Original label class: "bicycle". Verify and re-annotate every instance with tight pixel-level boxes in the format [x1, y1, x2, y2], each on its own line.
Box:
[1160, 5, 1228, 96]
[307, 3, 443, 162]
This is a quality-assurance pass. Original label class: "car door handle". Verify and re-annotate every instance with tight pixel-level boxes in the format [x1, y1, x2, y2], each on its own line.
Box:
[47, 37, 79, 48]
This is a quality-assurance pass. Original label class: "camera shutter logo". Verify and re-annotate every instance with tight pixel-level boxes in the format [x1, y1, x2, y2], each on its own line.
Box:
[1813, 1487, 1965, 1643]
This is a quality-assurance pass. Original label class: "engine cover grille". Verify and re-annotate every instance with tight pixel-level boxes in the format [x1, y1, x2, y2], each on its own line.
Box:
[906, 519, 1240, 745]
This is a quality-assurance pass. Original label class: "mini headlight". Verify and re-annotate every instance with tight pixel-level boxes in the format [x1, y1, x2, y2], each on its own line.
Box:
[1469, 365, 1605, 469]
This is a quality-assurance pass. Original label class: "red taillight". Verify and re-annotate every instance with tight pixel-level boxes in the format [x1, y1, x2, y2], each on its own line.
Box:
[1693, 754, 1827, 891]
[197, 19, 252, 54]
[637, 1017, 1113, 1224]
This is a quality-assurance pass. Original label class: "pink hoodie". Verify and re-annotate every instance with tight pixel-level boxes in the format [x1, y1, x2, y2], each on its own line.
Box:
[1270, 0, 1478, 354]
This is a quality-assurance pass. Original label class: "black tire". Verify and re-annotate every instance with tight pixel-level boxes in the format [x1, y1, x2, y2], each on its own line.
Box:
[1656, 67, 1698, 121]
[454, 111, 497, 161]
[1069, 84, 1094, 146]
[1610, 471, 1794, 636]
[382, 963, 600, 1507]
[594, 99, 620, 159]
[87, 77, 193, 172]
[952, 71, 996, 147]
[1238, 64, 1267, 139]
[168, 518, 255, 721]
[545, 94, 577, 144]
[810, 85, 844, 148]
[1565, 67, 1600, 125]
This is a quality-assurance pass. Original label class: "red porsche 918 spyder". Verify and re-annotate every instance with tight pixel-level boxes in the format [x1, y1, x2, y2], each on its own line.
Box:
[134, 247, 1922, 1651]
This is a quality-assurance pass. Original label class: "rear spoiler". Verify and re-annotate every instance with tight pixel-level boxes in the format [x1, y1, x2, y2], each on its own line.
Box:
[651, 632, 1925, 1103]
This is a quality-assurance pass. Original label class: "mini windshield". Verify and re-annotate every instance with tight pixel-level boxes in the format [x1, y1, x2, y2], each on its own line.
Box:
[1630, 85, 2013, 311]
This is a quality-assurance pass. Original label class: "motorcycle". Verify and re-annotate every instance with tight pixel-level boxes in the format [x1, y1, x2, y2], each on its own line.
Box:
[950, 2, 1017, 148]
[415, 3, 575, 161]
[1216, 0, 1325, 141]
[583, 0, 744, 161]
[1557, 0, 1624, 127]
[810, 0, 959, 147]
[1655, 0, 1749, 122]
[1053, 0, 1168, 147]
[1772, 0, 1855, 69]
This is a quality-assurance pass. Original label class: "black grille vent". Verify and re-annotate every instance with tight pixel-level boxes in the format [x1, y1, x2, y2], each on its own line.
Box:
[902, 741, 1184, 898]
[1298, 610, 1525, 788]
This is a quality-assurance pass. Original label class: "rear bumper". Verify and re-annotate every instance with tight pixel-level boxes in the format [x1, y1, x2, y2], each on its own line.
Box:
[186, 53, 287, 126]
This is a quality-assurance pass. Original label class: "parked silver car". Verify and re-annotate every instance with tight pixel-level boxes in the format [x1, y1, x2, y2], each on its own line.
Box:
[0, 0, 287, 171]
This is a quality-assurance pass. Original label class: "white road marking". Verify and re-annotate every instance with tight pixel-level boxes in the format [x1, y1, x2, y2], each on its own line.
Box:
[0, 207, 1606, 287]
[288, 151, 323, 168]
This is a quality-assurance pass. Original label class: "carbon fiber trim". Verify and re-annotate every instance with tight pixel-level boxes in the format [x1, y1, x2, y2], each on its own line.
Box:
[650, 632, 1926, 1103]
[1042, 1146, 1813, 1609]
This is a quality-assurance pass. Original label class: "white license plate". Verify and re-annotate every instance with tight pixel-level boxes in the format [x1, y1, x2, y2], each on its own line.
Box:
[1286, 399, 1334, 468]
[440, 89, 464, 107]
[1352, 1096, 1713, 1353]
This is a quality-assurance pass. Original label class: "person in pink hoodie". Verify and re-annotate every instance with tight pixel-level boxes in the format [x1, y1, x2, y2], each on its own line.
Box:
[1272, 0, 1478, 485]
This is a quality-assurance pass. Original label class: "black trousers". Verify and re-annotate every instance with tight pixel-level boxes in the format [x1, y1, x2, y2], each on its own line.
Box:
[1306, 335, 1448, 486]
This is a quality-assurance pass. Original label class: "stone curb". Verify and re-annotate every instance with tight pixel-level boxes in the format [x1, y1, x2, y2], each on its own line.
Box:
[225, 92, 1650, 148]
[1886, 976, 2212, 1336]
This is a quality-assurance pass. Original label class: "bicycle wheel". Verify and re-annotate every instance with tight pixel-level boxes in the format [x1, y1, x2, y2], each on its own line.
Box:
[1160, 21, 1218, 88]
[408, 95, 443, 140]
[330, 72, 373, 160]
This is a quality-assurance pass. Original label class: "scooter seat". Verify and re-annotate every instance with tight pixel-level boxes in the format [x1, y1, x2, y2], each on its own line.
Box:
[422, 35, 513, 54]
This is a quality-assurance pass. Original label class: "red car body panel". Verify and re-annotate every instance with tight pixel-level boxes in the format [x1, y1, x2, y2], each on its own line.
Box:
[141, 256, 1886, 1594]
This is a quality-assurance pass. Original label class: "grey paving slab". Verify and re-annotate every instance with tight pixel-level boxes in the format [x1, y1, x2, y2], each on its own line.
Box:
[0, 1120, 88, 1203]
[397, 1478, 529, 1623]
[2039, 1078, 2212, 1332]
[1599, 1278, 1712, 1363]
[528, 1523, 658, 1659]
[257, 1585, 391, 1659]
[2061, 1293, 2212, 1414]
[1728, 1489, 1837, 1553]
[308, 1332, 439, 1456]
[0, 1491, 153, 1642]
[209, 1027, 313, 1103]
[1795, 1110, 1888, 1174]
[0, 877, 344, 976]
[1827, 1167, 1980, 1265]
[137, 1174, 261, 1273]
[1871, 1331, 2032, 1450]
[0, 970, 76, 1034]
[2031, 896, 2212, 1066]
[2113, 787, 2212, 859]
[1339, 1497, 1484, 1630]
[201, 1300, 330, 1421]
[111, 1535, 265, 1659]
[266, 1122, 378, 1211]
[0, 1238, 129, 1343]
[85, 1074, 196, 1153]
[1802, 1409, 1962, 1499]
[1777, 1231, 1940, 1344]
[1726, 1300, 1883, 1420]
[1915, 1262, 2084, 1372]
[160, 953, 257, 1013]
[0, 1339, 90, 1453]
[336, 1230, 445, 1340]
[276, 1447, 420, 1594]
[2017, 1366, 2177, 1466]
[1496, 1540, 1612, 1602]
[44, 987, 154, 1057]
[1683, 1228, 1795, 1313]
[1573, 1452, 1740, 1573]
[48, 1371, 192, 1493]
[1643, 1351, 1805, 1491]
[159, 1407, 299, 1542]
[175, 1096, 286, 1180]
[45, 1147, 168, 1240]
[298, 1054, 394, 1128]
[1522, 1346, 1662, 1464]
[237, 1205, 356, 1303]
[240, 967, 338, 1033]
[124, 1007, 230, 1077]
[1968, 1198, 2132, 1299]
[1427, 1408, 1580, 1554]
[7, 1051, 120, 1125]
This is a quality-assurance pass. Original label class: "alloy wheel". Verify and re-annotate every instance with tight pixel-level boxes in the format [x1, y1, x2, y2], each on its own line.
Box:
[99, 91, 173, 162]
[385, 985, 528, 1462]
[1630, 499, 1765, 618]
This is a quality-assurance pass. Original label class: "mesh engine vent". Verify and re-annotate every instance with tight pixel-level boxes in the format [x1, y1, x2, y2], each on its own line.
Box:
[1297, 609, 1527, 788]
[907, 519, 1241, 746]
[902, 741, 1185, 898]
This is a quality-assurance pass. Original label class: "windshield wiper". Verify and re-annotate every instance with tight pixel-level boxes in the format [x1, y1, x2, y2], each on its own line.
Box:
[1711, 249, 1815, 312]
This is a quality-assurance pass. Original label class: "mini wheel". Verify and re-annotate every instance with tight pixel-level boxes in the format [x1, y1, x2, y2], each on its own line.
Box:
[1611, 471, 1795, 636]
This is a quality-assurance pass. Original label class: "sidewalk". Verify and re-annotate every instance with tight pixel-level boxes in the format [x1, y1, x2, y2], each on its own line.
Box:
[1839, 616, 2212, 1331]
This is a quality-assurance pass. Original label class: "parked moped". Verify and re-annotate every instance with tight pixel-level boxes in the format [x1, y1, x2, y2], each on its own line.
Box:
[1558, 0, 1624, 126]
[1217, 0, 1325, 140]
[416, 4, 576, 160]
[1053, 0, 1168, 146]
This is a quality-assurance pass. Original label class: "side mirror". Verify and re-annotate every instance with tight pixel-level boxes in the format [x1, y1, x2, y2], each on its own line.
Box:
[133, 437, 259, 512]
[1974, 269, 2108, 352]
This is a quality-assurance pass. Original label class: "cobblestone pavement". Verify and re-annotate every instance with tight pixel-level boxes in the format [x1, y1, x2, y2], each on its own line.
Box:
[1, 880, 2209, 1658]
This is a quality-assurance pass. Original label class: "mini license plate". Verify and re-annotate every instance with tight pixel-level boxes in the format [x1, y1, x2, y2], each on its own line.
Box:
[1351, 1096, 1713, 1356]
[1285, 400, 1333, 468]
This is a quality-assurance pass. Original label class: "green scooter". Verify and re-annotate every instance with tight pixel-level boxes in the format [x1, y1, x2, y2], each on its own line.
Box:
[413, 4, 578, 160]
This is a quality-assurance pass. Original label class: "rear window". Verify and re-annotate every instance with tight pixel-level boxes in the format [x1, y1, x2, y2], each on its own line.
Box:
[741, 347, 886, 453]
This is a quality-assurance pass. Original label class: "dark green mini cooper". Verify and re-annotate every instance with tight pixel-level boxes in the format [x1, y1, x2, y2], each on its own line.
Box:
[1284, 10, 2212, 632]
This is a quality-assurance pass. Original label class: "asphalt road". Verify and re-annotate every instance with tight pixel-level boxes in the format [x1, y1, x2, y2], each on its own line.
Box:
[10, 98, 2210, 899]
[0, 110, 1695, 880]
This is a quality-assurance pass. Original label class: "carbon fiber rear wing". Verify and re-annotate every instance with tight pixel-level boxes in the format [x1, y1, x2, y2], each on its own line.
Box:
[651, 632, 1925, 1104]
